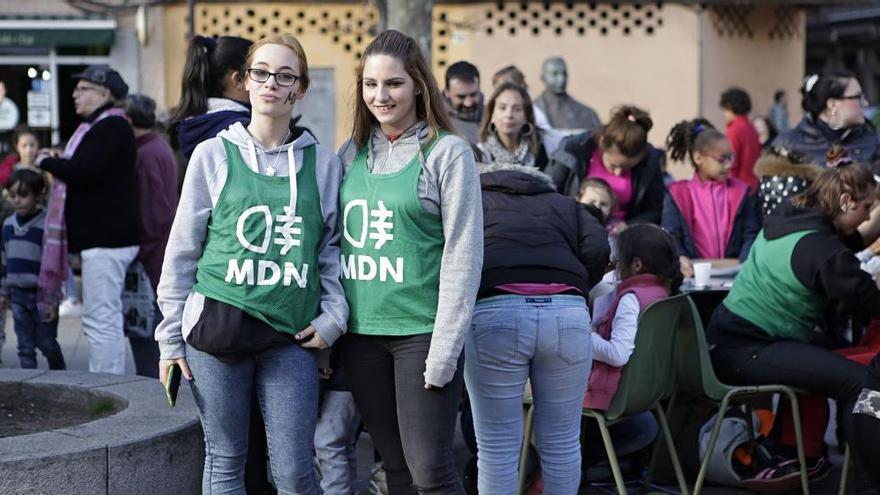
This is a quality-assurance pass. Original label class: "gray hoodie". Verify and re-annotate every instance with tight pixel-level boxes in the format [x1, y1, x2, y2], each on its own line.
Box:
[338, 122, 483, 387]
[156, 122, 348, 360]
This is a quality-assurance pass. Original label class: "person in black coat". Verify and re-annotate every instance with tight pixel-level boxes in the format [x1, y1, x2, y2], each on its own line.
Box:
[36, 65, 141, 376]
[773, 70, 880, 173]
[465, 160, 609, 493]
[544, 105, 666, 234]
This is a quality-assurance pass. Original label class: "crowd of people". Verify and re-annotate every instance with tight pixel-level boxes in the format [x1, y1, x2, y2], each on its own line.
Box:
[3, 27, 880, 495]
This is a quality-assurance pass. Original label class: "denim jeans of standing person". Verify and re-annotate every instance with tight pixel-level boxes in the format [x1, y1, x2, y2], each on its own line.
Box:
[10, 288, 66, 369]
[186, 342, 320, 495]
[314, 390, 361, 494]
[340, 332, 466, 495]
[81, 245, 139, 374]
[464, 295, 592, 495]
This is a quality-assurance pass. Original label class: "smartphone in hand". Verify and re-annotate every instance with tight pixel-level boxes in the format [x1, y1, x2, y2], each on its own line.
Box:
[165, 363, 182, 407]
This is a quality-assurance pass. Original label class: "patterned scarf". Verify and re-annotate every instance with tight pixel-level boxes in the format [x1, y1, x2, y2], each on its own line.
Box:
[482, 132, 536, 168]
[37, 106, 126, 313]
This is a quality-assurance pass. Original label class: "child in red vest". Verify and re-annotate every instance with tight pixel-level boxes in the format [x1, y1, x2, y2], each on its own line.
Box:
[581, 224, 683, 470]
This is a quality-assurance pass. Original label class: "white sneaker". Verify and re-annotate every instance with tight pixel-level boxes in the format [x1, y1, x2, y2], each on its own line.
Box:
[59, 299, 83, 318]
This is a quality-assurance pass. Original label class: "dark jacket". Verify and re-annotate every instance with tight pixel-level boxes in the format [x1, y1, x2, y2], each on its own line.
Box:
[754, 152, 825, 218]
[134, 131, 179, 290]
[479, 162, 610, 297]
[709, 203, 880, 345]
[172, 104, 250, 160]
[662, 179, 760, 261]
[40, 103, 141, 253]
[772, 115, 880, 173]
[544, 132, 667, 224]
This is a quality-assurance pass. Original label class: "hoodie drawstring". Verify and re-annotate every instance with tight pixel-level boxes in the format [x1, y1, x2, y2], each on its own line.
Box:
[246, 137, 299, 219]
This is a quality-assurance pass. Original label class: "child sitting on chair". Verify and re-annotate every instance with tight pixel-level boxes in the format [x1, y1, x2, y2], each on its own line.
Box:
[582, 224, 683, 473]
[662, 119, 760, 278]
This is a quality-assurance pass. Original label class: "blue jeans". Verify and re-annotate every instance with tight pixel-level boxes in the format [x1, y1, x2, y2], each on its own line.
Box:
[464, 295, 592, 495]
[10, 288, 65, 369]
[186, 342, 319, 495]
[314, 390, 360, 494]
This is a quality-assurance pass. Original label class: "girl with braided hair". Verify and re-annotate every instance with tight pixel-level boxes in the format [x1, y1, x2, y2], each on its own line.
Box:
[662, 118, 760, 277]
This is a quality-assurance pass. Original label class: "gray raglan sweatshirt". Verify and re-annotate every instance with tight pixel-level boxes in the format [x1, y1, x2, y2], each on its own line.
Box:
[155, 122, 348, 360]
[337, 122, 483, 387]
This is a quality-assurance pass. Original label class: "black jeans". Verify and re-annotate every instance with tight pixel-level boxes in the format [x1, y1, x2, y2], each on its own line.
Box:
[853, 413, 880, 492]
[710, 339, 866, 444]
[341, 332, 465, 495]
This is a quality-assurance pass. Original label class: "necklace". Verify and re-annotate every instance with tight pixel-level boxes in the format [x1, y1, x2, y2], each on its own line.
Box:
[265, 129, 291, 176]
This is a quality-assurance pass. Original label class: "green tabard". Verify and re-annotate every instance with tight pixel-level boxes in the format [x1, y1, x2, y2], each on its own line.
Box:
[192, 138, 322, 334]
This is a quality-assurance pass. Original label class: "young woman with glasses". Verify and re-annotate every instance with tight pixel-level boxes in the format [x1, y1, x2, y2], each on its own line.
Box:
[774, 70, 880, 171]
[156, 34, 347, 493]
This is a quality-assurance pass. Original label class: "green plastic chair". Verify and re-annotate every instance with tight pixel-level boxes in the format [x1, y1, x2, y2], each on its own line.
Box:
[675, 295, 812, 494]
[517, 294, 691, 495]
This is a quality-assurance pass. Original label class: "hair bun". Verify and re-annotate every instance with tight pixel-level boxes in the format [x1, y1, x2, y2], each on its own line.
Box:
[826, 144, 851, 168]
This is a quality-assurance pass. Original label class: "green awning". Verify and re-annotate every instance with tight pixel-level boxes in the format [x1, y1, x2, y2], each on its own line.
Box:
[0, 19, 115, 48]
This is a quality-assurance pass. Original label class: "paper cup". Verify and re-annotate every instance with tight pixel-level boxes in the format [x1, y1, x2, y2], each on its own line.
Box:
[693, 262, 712, 288]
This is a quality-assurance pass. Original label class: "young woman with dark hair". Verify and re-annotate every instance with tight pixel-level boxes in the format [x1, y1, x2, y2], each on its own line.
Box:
[545, 105, 667, 233]
[476, 82, 548, 169]
[337, 29, 482, 495]
[774, 70, 880, 171]
[169, 35, 253, 161]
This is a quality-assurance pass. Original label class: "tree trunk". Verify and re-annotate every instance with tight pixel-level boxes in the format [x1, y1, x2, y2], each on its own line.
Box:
[384, 0, 433, 61]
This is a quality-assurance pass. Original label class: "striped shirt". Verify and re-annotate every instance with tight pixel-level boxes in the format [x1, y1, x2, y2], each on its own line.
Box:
[1, 209, 46, 294]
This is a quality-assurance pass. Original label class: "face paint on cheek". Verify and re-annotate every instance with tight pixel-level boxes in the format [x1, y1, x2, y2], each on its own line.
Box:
[284, 92, 295, 105]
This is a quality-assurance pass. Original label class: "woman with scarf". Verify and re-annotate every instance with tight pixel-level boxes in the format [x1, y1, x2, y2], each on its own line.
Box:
[36, 65, 140, 376]
[477, 82, 549, 170]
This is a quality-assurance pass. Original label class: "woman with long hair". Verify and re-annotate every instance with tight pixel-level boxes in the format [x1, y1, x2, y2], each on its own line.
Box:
[476, 82, 548, 169]
[708, 151, 880, 489]
[169, 35, 252, 161]
[337, 30, 483, 494]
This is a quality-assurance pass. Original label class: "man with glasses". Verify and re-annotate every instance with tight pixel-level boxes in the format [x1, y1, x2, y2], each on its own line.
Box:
[36, 65, 142, 375]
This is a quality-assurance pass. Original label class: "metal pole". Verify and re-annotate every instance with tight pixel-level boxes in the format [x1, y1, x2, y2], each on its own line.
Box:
[187, 0, 195, 39]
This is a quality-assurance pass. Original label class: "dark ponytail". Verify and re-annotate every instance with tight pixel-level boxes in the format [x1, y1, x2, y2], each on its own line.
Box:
[598, 105, 653, 158]
[170, 35, 252, 125]
[801, 69, 854, 121]
[665, 118, 726, 167]
[616, 224, 684, 293]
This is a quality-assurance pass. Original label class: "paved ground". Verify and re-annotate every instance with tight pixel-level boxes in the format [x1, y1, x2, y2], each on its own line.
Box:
[0, 310, 850, 494]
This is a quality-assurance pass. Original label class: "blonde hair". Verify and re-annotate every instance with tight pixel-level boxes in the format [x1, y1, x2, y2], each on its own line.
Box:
[245, 33, 310, 92]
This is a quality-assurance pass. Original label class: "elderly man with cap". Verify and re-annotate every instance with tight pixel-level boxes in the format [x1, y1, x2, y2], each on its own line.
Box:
[36, 65, 141, 375]
[122, 94, 177, 378]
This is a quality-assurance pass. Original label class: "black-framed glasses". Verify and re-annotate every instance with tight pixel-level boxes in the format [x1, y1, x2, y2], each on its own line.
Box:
[246, 68, 299, 87]
[839, 92, 867, 103]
